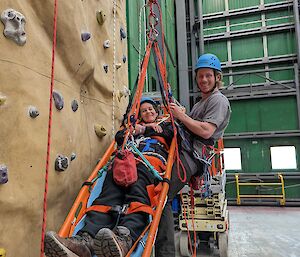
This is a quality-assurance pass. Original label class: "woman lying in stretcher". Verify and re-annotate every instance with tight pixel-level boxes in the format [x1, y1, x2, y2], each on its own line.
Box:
[44, 97, 174, 257]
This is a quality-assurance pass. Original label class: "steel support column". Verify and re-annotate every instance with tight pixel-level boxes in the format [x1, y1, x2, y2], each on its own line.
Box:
[175, 0, 190, 110]
[294, 64, 300, 129]
[197, 0, 204, 55]
[293, 0, 300, 61]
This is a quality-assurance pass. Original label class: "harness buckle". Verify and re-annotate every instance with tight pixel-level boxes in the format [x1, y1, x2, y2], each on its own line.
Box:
[110, 204, 129, 215]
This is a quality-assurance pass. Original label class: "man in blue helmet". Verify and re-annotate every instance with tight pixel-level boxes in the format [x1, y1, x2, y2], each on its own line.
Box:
[155, 53, 231, 257]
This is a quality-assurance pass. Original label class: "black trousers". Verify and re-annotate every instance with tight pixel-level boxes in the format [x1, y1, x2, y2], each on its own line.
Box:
[79, 163, 156, 242]
[155, 150, 203, 257]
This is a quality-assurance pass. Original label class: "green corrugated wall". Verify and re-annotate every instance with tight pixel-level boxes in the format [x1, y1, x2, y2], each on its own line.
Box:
[126, 0, 178, 97]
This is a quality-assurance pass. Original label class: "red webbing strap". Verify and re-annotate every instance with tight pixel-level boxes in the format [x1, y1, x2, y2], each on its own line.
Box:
[84, 205, 112, 214]
[128, 39, 154, 126]
[40, 0, 58, 256]
[153, 42, 187, 183]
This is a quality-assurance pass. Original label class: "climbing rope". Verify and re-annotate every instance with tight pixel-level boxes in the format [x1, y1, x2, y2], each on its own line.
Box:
[112, 0, 117, 138]
[40, 0, 58, 256]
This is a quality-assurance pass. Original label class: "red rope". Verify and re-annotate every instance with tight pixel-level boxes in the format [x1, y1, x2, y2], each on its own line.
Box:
[40, 0, 58, 256]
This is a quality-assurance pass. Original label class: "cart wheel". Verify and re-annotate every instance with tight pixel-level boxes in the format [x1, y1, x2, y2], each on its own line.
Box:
[179, 231, 192, 257]
[218, 232, 228, 257]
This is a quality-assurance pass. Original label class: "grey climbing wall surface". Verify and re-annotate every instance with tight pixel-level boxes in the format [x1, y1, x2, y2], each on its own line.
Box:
[0, 0, 128, 256]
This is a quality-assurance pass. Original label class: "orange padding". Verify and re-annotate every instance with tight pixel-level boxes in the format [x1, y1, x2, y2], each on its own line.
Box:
[142, 155, 166, 175]
[151, 135, 169, 150]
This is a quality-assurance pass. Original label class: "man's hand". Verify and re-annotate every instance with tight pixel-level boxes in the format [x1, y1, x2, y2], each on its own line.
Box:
[170, 103, 186, 120]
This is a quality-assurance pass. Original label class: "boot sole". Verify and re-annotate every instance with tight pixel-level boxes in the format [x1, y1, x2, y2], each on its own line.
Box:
[93, 228, 122, 257]
[44, 232, 79, 257]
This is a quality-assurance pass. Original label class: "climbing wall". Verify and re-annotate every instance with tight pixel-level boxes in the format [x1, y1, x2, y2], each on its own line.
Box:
[0, 0, 128, 256]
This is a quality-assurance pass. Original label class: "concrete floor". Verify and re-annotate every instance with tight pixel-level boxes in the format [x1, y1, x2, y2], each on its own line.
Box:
[175, 206, 300, 257]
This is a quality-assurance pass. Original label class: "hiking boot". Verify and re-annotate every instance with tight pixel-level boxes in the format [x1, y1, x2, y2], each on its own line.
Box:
[44, 231, 93, 257]
[93, 226, 133, 257]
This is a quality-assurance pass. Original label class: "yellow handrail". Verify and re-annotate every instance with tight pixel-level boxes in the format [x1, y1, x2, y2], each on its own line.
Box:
[235, 173, 286, 206]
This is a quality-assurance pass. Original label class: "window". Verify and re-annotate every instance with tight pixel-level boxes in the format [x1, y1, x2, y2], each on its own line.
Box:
[270, 146, 297, 169]
[223, 148, 242, 170]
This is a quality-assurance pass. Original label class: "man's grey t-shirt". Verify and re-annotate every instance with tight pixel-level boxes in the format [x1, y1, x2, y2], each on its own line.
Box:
[189, 90, 231, 143]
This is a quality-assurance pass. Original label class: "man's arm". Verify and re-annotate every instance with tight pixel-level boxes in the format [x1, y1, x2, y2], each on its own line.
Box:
[170, 103, 216, 139]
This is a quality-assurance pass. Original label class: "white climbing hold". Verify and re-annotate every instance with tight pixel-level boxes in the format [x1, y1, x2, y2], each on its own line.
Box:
[28, 106, 39, 118]
[115, 63, 122, 69]
[94, 124, 107, 138]
[1, 9, 26, 46]
[116, 86, 130, 101]
[96, 10, 106, 25]
[103, 40, 110, 49]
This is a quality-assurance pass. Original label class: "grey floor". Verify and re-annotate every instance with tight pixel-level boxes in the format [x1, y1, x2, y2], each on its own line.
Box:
[175, 206, 300, 257]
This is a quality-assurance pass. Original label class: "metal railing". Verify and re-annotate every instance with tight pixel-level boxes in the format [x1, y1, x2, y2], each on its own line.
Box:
[235, 173, 286, 206]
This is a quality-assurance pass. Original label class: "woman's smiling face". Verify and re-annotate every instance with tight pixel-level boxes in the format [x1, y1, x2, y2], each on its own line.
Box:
[140, 102, 158, 123]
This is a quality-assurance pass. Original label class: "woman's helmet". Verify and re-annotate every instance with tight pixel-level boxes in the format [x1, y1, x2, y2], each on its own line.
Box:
[195, 53, 222, 72]
[140, 97, 157, 107]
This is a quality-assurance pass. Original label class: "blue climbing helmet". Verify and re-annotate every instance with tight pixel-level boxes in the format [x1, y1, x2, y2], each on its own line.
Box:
[195, 53, 222, 72]
[140, 96, 157, 107]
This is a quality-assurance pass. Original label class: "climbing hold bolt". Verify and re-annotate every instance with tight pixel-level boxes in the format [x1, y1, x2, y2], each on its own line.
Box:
[94, 124, 107, 138]
[103, 40, 110, 49]
[70, 153, 76, 161]
[0, 95, 7, 106]
[55, 155, 69, 172]
[115, 63, 122, 69]
[0, 164, 8, 184]
[103, 64, 109, 73]
[1, 9, 26, 46]
[122, 55, 127, 63]
[81, 32, 91, 42]
[0, 248, 6, 257]
[29, 106, 39, 118]
[120, 27, 127, 40]
[53, 90, 64, 110]
[96, 10, 106, 25]
[71, 100, 79, 112]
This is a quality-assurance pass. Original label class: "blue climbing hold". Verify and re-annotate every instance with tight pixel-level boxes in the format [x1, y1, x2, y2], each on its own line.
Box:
[81, 32, 91, 42]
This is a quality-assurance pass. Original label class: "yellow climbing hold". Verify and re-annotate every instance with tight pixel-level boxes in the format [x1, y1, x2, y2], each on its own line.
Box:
[96, 10, 106, 25]
[0, 95, 7, 106]
[0, 248, 6, 257]
[94, 124, 107, 138]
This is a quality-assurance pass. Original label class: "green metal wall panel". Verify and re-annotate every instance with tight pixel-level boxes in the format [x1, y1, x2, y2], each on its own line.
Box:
[202, 0, 225, 14]
[267, 32, 296, 56]
[226, 97, 299, 133]
[228, 0, 260, 10]
[231, 37, 264, 61]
